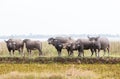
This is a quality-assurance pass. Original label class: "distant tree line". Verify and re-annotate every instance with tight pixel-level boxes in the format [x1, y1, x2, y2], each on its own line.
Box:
[0, 34, 120, 39]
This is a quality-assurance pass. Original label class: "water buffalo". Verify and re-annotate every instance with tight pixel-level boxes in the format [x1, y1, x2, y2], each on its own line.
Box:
[88, 36, 110, 57]
[48, 37, 74, 56]
[23, 39, 42, 56]
[5, 39, 24, 56]
[48, 37, 72, 44]
[65, 42, 77, 56]
[68, 38, 94, 57]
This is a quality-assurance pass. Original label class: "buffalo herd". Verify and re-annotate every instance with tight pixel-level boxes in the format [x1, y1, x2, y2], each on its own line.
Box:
[4, 36, 110, 57]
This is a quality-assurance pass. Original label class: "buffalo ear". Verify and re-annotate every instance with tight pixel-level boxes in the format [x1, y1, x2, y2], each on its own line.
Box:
[69, 37, 71, 40]
[50, 37, 55, 41]
[4, 40, 8, 43]
[97, 36, 100, 39]
[87, 35, 90, 39]
[95, 36, 100, 41]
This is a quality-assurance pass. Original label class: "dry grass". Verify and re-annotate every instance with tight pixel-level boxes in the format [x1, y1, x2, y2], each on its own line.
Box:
[0, 71, 64, 79]
[0, 64, 119, 79]
[110, 41, 120, 56]
[0, 71, 98, 79]
[65, 65, 98, 79]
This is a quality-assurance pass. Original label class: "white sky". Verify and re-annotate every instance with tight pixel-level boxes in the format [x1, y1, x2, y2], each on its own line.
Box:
[0, 0, 120, 35]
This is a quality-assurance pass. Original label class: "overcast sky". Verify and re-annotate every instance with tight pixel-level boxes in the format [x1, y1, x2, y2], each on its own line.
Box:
[0, 0, 120, 36]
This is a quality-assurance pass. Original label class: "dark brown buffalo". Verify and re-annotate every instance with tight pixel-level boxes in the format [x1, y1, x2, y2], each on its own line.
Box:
[88, 36, 110, 57]
[67, 38, 94, 57]
[5, 39, 24, 56]
[65, 41, 77, 56]
[23, 39, 42, 56]
[48, 37, 72, 44]
[48, 37, 73, 56]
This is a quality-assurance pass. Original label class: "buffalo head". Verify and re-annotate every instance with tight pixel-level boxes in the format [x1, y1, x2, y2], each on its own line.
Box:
[88, 36, 100, 44]
[47, 37, 55, 44]
[5, 40, 16, 49]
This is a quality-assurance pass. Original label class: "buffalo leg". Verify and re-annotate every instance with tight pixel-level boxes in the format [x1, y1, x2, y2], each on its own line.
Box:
[57, 49, 62, 57]
[67, 49, 70, 56]
[58, 51, 61, 57]
[107, 47, 110, 57]
[78, 51, 82, 57]
[90, 49, 94, 57]
[98, 49, 100, 58]
[78, 48, 84, 57]
[13, 50, 15, 56]
[56, 47, 62, 57]
[8, 49, 12, 56]
[82, 50, 84, 57]
[30, 50, 32, 57]
[18, 49, 22, 57]
[78, 50, 82, 57]
[94, 49, 97, 57]
[18, 49, 20, 55]
[19, 48, 24, 57]
[67, 50, 70, 56]
[27, 49, 29, 55]
[78, 51, 80, 57]
[27, 49, 31, 57]
[21, 48, 25, 57]
[67, 49, 73, 56]
[103, 49, 106, 56]
[70, 50, 74, 56]
[38, 49, 42, 56]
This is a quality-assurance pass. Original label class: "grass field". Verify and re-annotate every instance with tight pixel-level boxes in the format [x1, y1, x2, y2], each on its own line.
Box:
[0, 63, 120, 79]
[0, 41, 120, 79]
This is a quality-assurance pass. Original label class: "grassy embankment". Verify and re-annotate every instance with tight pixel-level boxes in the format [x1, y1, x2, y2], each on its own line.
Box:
[0, 41, 119, 79]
